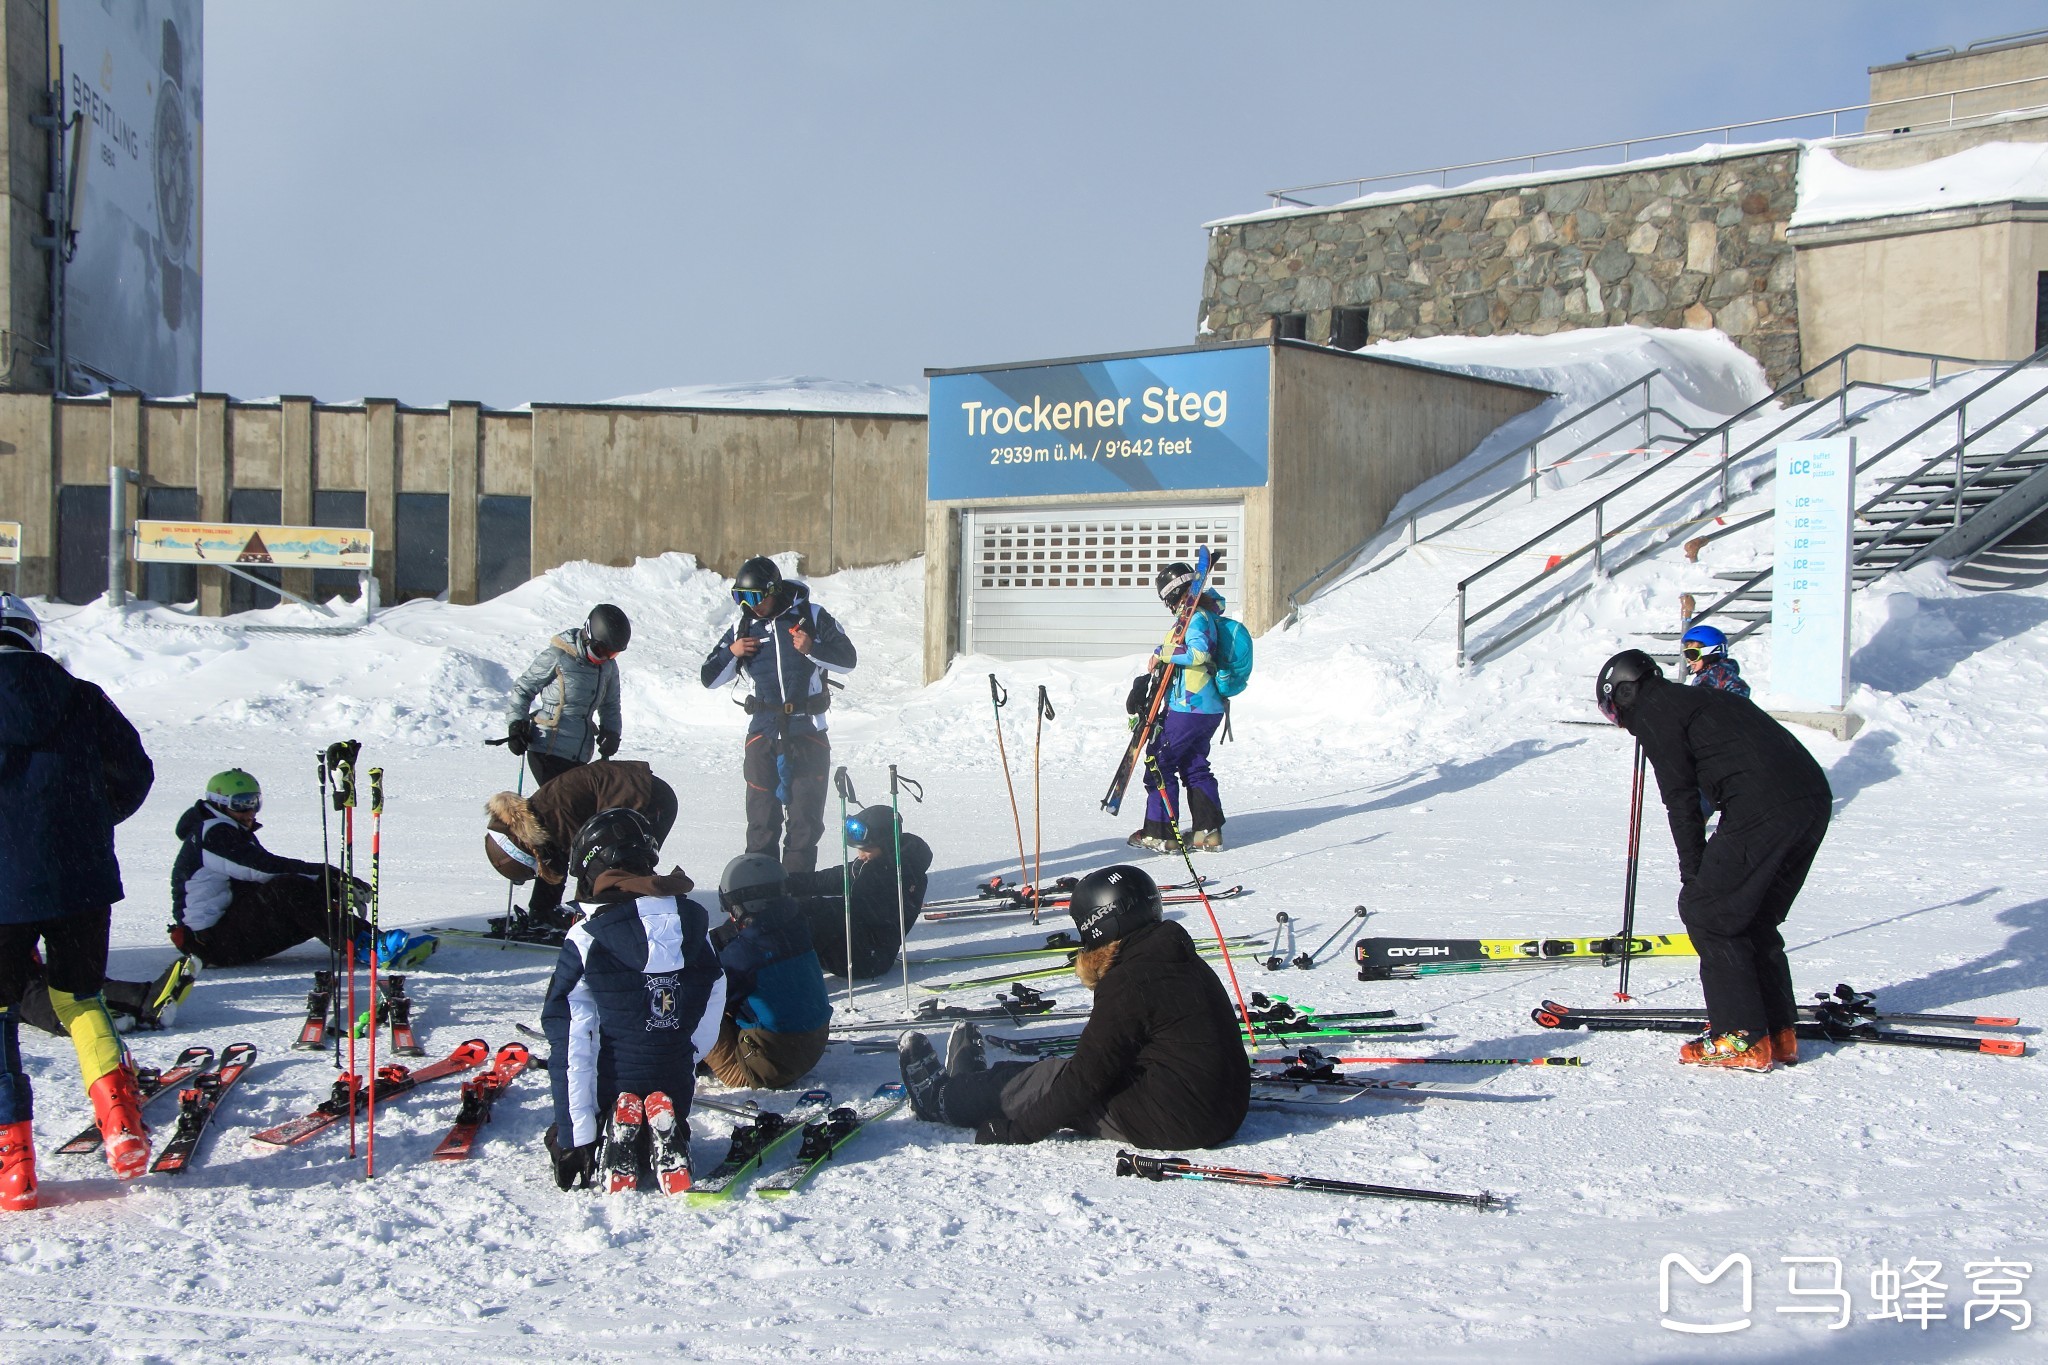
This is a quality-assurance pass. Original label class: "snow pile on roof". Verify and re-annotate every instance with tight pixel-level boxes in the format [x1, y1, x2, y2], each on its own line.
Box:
[1793, 141, 2048, 226]
[597, 375, 927, 415]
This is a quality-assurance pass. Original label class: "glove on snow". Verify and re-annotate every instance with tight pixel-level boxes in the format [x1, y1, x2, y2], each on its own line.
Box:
[545, 1123, 597, 1190]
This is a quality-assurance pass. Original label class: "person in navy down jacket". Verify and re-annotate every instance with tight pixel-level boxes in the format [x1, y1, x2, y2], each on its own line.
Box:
[704, 854, 832, 1089]
[699, 556, 856, 876]
[0, 594, 158, 1205]
[541, 808, 724, 1190]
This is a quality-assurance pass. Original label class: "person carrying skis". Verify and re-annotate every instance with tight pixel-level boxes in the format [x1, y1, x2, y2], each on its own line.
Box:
[704, 855, 832, 1089]
[1128, 561, 1227, 853]
[897, 863, 1249, 1147]
[484, 758, 682, 928]
[0, 594, 158, 1205]
[787, 804, 932, 980]
[1596, 650, 1832, 1071]
[505, 604, 630, 789]
[167, 769, 434, 970]
[698, 557, 857, 876]
[541, 808, 724, 1191]
[1680, 625, 1751, 698]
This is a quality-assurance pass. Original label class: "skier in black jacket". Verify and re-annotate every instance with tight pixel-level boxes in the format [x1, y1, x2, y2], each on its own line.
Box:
[898, 864, 1249, 1148]
[787, 804, 931, 979]
[1597, 650, 1832, 1070]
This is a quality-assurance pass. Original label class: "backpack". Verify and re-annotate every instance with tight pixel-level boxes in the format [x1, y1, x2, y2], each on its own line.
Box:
[1211, 614, 1254, 698]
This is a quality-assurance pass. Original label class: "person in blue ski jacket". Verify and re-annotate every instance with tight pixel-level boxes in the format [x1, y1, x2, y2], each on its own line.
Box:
[541, 809, 724, 1190]
[1128, 562, 1227, 853]
[703, 854, 832, 1089]
[698, 556, 857, 876]
[1681, 624, 1750, 698]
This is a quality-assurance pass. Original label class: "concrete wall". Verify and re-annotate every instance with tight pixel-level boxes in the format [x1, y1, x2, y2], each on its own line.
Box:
[0, 1, 49, 392]
[1867, 36, 2048, 131]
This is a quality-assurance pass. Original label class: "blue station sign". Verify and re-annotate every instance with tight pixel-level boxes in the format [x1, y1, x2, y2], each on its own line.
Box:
[927, 346, 1271, 500]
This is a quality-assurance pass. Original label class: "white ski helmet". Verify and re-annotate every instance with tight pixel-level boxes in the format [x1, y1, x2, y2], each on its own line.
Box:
[0, 594, 40, 652]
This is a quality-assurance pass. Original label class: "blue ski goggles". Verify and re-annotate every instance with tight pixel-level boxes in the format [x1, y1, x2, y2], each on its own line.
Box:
[732, 588, 771, 608]
[844, 814, 883, 846]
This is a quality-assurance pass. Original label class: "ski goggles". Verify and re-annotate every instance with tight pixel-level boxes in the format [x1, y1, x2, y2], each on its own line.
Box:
[584, 643, 619, 662]
[211, 790, 262, 815]
[732, 588, 771, 608]
[844, 814, 884, 846]
[487, 830, 540, 879]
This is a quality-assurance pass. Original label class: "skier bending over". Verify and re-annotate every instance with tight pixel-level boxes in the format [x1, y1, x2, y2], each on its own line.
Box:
[699, 556, 857, 876]
[505, 604, 630, 789]
[484, 758, 682, 928]
[704, 855, 833, 1089]
[0, 593, 158, 1205]
[787, 804, 931, 980]
[542, 808, 724, 1191]
[168, 770, 433, 969]
[898, 864, 1249, 1147]
[1129, 561, 1227, 853]
[1597, 650, 1832, 1071]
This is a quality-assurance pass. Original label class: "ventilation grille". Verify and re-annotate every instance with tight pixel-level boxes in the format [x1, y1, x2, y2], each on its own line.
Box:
[973, 516, 1234, 591]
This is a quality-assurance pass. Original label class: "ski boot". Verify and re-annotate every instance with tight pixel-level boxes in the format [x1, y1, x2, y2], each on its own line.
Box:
[356, 929, 438, 971]
[1188, 828, 1225, 853]
[1126, 823, 1174, 854]
[1770, 1028, 1799, 1066]
[897, 1032, 945, 1121]
[139, 955, 198, 1031]
[642, 1091, 691, 1195]
[89, 1065, 153, 1179]
[945, 1022, 986, 1079]
[602, 1092, 645, 1193]
[1678, 1030, 1773, 1071]
[0, 1120, 34, 1212]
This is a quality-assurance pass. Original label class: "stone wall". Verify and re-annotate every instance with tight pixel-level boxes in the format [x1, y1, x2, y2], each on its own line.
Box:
[1199, 148, 1803, 386]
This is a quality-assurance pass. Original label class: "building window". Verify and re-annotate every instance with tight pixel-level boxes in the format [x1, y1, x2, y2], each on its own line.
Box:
[1273, 312, 1308, 341]
[226, 488, 282, 613]
[2037, 272, 2048, 352]
[141, 486, 199, 605]
[314, 489, 368, 604]
[1331, 306, 1370, 351]
[397, 492, 450, 602]
[56, 485, 108, 605]
[476, 495, 531, 601]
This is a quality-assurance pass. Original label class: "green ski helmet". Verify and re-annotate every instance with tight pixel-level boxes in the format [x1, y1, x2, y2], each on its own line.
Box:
[205, 768, 263, 815]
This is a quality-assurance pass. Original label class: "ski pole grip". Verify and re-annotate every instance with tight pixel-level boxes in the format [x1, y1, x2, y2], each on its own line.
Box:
[833, 766, 856, 802]
[988, 673, 1007, 707]
[369, 767, 384, 815]
[1037, 685, 1055, 721]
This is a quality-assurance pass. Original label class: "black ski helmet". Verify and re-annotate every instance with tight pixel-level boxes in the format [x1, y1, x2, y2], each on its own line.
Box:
[845, 805, 899, 849]
[1067, 864, 1163, 950]
[0, 593, 40, 651]
[569, 807, 659, 893]
[1595, 649, 1663, 723]
[718, 853, 786, 914]
[584, 603, 631, 657]
[732, 556, 783, 608]
[1155, 561, 1197, 608]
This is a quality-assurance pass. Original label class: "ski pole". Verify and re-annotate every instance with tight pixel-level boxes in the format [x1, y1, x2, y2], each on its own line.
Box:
[1253, 1053, 1585, 1067]
[330, 746, 360, 1159]
[1616, 741, 1646, 1002]
[1295, 906, 1370, 970]
[1032, 685, 1054, 918]
[1262, 913, 1291, 971]
[366, 767, 385, 1177]
[1145, 749, 1257, 1046]
[317, 752, 338, 1068]
[833, 767, 858, 1013]
[987, 675, 1032, 922]
[1115, 1150, 1502, 1210]
[890, 764, 924, 1014]
[499, 748, 526, 953]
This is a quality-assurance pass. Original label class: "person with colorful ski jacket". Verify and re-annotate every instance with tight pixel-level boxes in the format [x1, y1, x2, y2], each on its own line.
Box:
[541, 809, 724, 1190]
[1597, 651, 1832, 1072]
[787, 804, 932, 979]
[1129, 562, 1227, 853]
[484, 758, 681, 924]
[698, 557, 857, 876]
[505, 604, 630, 788]
[0, 594, 158, 1205]
[898, 864, 1250, 1149]
[703, 855, 832, 1089]
[1681, 624, 1751, 698]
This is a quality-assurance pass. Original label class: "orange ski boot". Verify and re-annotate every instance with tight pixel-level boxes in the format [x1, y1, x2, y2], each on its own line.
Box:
[1678, 1030, 1774, 1071]
[89, 1067, 152, 1179]
[0, 1121, 35, 1211]
[1771, 1028, 1799, 1066]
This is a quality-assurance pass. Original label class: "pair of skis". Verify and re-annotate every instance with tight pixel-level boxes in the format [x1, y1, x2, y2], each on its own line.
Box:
[54, 1044, 256, 1175]
[251, 1039, 534, 1154]
[921, 927, 1263, 994]
[1355, 932, 1696, 980]
[922, 874, 1218, 921]
[907, 905, 1249, 968]
[597, 1090, 693, 1194]
[1533, 991, 2027, 1056]
[293, 970, 427, 1058]
[601, 1082, 905, 1200]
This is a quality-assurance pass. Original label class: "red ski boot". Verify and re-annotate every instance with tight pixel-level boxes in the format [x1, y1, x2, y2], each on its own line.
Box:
[0, 1120, 35, 1211]
[89, 1066, 152, 1179]
[642, 1092, 691, 1195]
[603, 1092, 644, 1193]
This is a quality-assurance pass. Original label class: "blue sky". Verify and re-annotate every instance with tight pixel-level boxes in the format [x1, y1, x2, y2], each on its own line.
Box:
[203, 2, 2048, 406]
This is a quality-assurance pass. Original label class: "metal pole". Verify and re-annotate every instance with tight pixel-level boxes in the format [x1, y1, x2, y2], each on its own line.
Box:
[107, 466, 129, 607]
[1955, 404, 1967, 528]
[1454, 585, 1467, 668]
[1718, 429, 1731, 509]
[1593, 504, 1606, 577]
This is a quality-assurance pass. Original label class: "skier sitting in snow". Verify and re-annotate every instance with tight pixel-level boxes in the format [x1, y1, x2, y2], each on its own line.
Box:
[898, 864, 1249, 1148]
[168, 769, 430, 970]
[1680, 624, 1750, 698]
[15, 951, 195, 1038]
[484, 758, 681, 928]
[787, 805, 931, 980]
[1596, 651, 1831, 1071]
[1129, 562, 1228, 853]
[504, 603, 631, 790]
[541, 808, 724, 1191]
[704, 855, 833, 1089]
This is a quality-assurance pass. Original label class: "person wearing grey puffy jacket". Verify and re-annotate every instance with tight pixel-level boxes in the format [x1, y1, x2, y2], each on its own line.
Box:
[506, 605, 630, 787]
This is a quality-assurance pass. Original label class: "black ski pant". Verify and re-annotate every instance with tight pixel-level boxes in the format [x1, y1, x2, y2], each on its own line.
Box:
[1677, 797, 1830, 1040]
[744, 727, 830, 877]
[0, 906, 112, 1014]
[936, 1056, 1129, 1145]
[524, 751, 584, 912]
[12, 972, 160, 1037]
[186, 876, 373, 969]
[796, 886, 914, 981]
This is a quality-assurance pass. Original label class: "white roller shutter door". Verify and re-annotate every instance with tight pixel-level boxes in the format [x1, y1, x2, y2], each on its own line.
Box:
[961, 503, 1241, 660]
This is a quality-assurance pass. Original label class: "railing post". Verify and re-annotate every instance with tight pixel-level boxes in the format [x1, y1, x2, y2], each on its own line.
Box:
[1954, 403, 1967, 528]
[1528, 444, 1539, 501]
[1593, 504, 1606, 577]
[1719, 429, 1731, 509]
[1406, 514, 1418, 548]
[1455, 585, 1468, 669]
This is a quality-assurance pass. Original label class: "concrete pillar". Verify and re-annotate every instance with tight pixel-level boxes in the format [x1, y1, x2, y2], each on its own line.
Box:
[447, 401, 481, 604]
[280, 396, 315, 603]
[196, 394, 230, 616]
[5, 393, 58, 596]
[110, 392, 141, 597]
[364, 399, 398, 605]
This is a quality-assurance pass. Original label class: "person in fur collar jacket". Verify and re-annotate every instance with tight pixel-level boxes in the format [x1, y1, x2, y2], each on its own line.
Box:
[484, 760, 681, 922]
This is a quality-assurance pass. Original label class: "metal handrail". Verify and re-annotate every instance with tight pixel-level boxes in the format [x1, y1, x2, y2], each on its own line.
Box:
[1452, 343, 2014, 665]
[1264, 78, 2048, 208]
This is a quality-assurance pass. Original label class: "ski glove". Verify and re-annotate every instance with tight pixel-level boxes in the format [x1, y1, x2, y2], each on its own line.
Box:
[597, 730, 620, 759]
[544, 1123, 597, 1190]
[1124, 675, 1150, 717]
[506, 719, 532, 757]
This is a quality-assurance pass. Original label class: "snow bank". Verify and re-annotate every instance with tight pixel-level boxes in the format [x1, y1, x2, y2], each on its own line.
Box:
[1794, 141, 2048, 226]
[596, 375, 927, 415]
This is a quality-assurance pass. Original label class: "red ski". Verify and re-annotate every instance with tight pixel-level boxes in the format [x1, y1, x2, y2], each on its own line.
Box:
[250, 1038, 488, 1148]
[152, 1044, 258, 1175]
[429, 1043, 531, 1161]
[56, 1046, 214, 1157]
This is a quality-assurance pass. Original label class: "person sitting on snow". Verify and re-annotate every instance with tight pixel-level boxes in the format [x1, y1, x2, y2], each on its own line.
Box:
[787, 804, 931, 980]
[704, 855, 833, 1090]
[898, 863, 1249, 1148]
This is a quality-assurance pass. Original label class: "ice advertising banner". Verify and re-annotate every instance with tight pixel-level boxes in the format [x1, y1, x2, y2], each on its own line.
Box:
[927, 346, 1270, 500]
[55, 0, 202, 395]
[1769, 438, 1855, 710]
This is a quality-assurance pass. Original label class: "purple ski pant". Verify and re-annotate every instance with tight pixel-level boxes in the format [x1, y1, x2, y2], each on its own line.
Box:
[1144, 709, 1224, 831]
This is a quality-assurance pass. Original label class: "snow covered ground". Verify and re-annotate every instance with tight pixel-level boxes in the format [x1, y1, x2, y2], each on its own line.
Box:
[5, 331, 2047, 1362]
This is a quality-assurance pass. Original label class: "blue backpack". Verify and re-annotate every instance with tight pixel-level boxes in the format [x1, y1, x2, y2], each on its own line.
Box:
[1211, 614, 1254, 698]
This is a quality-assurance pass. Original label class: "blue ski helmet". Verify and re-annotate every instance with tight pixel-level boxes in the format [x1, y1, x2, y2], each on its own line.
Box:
[1681, 624, 1729, 662]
